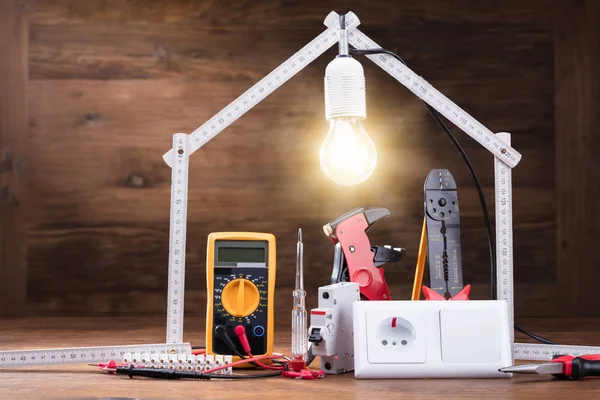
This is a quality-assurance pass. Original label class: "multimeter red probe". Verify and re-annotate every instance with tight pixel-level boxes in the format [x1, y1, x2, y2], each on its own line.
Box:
[214, 325, 286, 371]
[222, 325, 322, 378]
[218, 325, 320, 376]
[233, 325, 286, 371]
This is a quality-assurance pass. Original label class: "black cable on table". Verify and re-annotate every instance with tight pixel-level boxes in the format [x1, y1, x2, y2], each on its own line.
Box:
[215, 325, 289, 374]
[117, 365, 283, 380]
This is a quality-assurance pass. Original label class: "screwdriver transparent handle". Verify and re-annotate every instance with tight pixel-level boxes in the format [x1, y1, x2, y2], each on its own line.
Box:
[291, 291, 307, 362]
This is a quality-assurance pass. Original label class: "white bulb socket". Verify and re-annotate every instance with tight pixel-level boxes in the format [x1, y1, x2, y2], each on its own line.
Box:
[324, 56, 367, 121]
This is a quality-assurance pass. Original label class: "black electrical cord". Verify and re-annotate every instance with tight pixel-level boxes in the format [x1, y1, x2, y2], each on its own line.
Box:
[117, 365, 284, 380]
[514, 325, 556, 344]
[215, 326, 251, 360]
[348, 45, 555, 345]
[209, 370, 284, 379]
[211, 359, 289, 380]
[215, 326, 290, 375]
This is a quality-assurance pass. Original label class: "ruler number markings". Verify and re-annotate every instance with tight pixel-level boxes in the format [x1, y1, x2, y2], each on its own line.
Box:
[515, 343, 600, 361]
[346, 29, 520, 167]
[166, 134, 189, 343]
[0, 344, 191, 367]
[162, 20, 354, 166]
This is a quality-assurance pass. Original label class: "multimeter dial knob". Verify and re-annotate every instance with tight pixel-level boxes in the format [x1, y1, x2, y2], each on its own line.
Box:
[221, 278, 260, 317]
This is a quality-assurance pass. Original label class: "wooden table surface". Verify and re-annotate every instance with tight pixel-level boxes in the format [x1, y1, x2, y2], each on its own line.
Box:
[1, 317, 600, 399]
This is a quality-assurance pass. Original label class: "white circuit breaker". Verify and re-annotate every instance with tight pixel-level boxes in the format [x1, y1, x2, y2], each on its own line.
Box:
[308, 282, 360, 374]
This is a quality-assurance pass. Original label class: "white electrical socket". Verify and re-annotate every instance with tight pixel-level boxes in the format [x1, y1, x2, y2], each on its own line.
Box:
[353, 300, 512, 379]
[366, 311, 427, 364]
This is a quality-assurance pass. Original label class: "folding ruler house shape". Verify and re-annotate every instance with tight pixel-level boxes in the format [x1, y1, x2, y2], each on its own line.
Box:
[162, 10, 522, 347]
[0, 10, 597, 368]
[163, 11, 600, 362]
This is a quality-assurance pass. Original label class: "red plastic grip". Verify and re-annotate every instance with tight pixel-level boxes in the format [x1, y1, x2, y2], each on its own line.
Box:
[451, 285, 471, 300]
[333, 212, 391, 301]
[234, 325, 252, 354]
[552, 354, 600, 377]
[422, 284, 471, 301]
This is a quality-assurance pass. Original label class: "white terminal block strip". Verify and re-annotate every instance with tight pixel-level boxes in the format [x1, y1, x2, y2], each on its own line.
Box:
[353, 300, 512, 379]
[121, 353, 232, 375]
[309, 282, 360, 374]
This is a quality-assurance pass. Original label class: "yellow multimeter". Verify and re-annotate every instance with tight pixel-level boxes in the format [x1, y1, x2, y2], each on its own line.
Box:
[206, 232, 276, 361]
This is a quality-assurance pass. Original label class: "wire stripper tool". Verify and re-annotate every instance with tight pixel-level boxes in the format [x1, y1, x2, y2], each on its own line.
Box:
[323, 207, 404, 300]
[422, 169, 471, 300]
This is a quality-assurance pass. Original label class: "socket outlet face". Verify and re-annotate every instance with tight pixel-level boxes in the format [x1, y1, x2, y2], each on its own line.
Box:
[353, 301, 512, 378]
[376, 317, 415, 351]
[366, 310, 426, 364]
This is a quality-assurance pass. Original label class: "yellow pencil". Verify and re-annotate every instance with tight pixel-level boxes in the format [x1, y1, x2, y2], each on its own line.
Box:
[412, 217, 427, 300]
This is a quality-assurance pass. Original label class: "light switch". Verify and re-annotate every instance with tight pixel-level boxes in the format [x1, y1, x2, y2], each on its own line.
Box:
[439, 308, 502, 363]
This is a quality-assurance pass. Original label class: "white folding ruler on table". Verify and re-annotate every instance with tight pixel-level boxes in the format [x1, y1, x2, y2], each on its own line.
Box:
[0, 343, 190, 368]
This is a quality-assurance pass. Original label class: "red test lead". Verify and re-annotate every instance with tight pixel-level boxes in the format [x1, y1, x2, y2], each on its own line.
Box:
[234, 325, 285, 372]
[234, 325, 252, 355]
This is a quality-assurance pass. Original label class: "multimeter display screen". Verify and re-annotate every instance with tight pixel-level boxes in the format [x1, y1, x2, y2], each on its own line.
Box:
[217, 247, 265, 263]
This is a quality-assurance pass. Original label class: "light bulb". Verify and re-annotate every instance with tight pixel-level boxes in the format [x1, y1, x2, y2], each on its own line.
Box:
[320, 117, 377, 186]
[320, 17, 376, 186]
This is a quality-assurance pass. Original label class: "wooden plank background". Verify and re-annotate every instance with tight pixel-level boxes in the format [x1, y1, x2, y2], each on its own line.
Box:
[0, 0, 28, 316]
[555, 0, 600, 317]
[14, 0, 564, 318]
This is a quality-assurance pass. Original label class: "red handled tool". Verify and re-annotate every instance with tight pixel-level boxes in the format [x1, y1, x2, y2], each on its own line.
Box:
[500, 354, 600, 380]
[323, 207, 404, 301]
